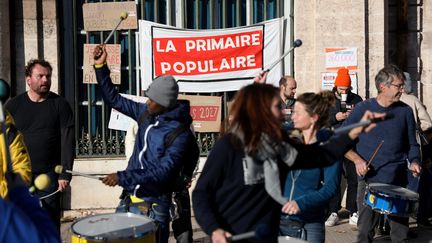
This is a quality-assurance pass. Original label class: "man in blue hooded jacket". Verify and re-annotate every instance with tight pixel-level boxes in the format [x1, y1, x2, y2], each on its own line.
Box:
[93, 45, 197, 243]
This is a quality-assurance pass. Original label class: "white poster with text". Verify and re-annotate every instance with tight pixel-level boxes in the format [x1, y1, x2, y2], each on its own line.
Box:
[139, 18, 284, 92]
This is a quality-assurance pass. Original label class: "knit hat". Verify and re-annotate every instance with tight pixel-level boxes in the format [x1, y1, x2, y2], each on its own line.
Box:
[145, 75, 179, 108]
[334, 68, 351, 87]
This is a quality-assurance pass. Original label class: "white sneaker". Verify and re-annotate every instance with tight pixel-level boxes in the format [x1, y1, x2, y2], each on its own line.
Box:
[325, 212, 339, 227]
[349, 212, 359, 226]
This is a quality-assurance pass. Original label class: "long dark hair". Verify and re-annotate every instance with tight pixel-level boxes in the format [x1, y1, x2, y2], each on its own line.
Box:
[228, 83, 283, 153]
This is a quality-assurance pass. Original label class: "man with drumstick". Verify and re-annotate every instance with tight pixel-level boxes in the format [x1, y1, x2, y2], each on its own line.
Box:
[93, 45, 198, 243]
[343, 64, 422, 242]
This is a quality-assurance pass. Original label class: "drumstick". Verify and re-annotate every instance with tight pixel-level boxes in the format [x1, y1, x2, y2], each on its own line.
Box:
[55, 165, 103, 180]
[264, 39, 302, 73]
[39, 189, 60, 200]
[103, 11, 128, 44]
[366, 140, 384, 168]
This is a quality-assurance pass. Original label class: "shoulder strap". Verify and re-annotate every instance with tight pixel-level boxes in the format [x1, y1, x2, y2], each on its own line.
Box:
[165, 123, 191, 147]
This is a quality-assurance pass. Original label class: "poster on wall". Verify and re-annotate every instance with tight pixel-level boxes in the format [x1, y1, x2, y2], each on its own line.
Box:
[321, 72, 358, 94]
[82, 1, 137, 31]
[325, 48, 358, 70]
[108, 94, 147, 131]
[83, 44, 121, 84]
[139, 18, 285, 92]
[178, 95, 222, 132]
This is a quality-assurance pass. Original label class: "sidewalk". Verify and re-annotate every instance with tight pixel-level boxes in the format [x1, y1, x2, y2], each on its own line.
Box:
[61, 210, 432, 243]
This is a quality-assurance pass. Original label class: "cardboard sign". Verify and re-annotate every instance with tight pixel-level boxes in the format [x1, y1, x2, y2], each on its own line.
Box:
[83, 44, 121, 84]
[82, 2, 137, 31]
[325, 48, 358, 70]
[178, 95, 222, 132]
[108, 94, 147, 131]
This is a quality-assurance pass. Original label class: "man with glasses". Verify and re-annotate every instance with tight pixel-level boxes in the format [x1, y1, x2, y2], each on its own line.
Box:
[341, 65, 421, 242]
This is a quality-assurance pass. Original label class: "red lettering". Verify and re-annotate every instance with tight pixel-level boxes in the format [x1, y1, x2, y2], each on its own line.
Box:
[190, 106, 219, 121]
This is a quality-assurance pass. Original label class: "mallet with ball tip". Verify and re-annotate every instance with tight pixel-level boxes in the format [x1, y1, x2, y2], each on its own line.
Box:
[29, 173, 51, 193]
[264, 39, 302, 73]
[55, 165, 103, 180]
[103, 11, 129, 44]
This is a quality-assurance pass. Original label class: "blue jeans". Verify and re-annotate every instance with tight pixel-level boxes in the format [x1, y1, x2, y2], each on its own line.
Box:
[280, 217, 325, 243]
[116, 196, 171, 243]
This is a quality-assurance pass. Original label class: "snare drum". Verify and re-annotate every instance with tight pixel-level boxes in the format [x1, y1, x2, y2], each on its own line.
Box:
[364, 183, 419, 217]
[278, 236, 308, 243]
[71, 213, 156, 243]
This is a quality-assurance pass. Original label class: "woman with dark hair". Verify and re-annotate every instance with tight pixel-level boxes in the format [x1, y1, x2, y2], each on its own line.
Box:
[280, 91, 340, 243]
[192, 83, 381, 243]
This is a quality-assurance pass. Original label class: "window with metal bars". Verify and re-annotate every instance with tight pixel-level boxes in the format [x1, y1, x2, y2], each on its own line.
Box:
[59, 0, 284, 158]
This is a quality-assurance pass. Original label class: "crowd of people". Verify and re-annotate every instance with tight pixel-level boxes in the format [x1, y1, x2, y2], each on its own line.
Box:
[1, 42, 431, 243]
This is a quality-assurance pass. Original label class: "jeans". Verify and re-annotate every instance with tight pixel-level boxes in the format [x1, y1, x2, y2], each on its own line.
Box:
[171, 189, 193, 243]
[280, 217, 325, 243]
[356, 180, 409, 243]
[328, 158, 358, 214]
[116, 195, 171, 243]
[417, 167, 432, 222]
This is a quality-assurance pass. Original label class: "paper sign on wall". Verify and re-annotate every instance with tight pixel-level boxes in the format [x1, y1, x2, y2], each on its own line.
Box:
[325, 48, 358, 70]
[83, 44, 121, 84]
[321, 72, 358, 94]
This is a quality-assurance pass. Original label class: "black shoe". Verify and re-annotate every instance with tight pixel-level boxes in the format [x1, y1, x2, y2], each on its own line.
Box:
[418, 220, 432, 229]
[377, 227, 389, 236]
[407, 230, 418, 239]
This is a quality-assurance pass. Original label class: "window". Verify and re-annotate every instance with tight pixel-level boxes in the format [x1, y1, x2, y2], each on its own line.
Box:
[59, 0, 284, 157]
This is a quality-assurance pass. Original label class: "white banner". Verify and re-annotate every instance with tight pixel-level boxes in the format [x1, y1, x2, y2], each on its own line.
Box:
[139, 18, 285, 92]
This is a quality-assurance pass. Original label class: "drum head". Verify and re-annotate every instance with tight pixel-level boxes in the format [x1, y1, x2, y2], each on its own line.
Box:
[278, 236, 308, 243]
[368, 183, 419, 200]
[71, 213, 156, 240]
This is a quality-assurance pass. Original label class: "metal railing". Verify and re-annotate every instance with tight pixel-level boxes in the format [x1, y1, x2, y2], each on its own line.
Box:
[71, 0, 283, 157]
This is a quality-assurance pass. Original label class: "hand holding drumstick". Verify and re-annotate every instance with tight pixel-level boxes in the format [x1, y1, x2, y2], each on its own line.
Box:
[347, 140, 384, 177]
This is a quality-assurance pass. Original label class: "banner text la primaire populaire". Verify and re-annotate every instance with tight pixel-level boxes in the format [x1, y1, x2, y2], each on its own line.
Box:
[153, 30, 263, 75]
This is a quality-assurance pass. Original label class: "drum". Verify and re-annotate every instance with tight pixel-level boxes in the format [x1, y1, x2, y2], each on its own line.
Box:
[71, 213, 156, 243]
[364, 183, 419, 217]
[278, 236, 308, 243]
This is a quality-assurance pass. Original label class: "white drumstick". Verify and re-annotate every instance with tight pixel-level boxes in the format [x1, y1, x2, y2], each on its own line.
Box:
[39, 189, 60, 200]
[55, 165, 103, 180]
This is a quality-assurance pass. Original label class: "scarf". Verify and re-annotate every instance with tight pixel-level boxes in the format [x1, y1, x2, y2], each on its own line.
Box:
[238, 131, 298, 205]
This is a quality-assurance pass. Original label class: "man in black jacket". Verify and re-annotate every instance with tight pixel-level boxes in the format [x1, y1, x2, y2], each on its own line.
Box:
[326, 68, 363, 227]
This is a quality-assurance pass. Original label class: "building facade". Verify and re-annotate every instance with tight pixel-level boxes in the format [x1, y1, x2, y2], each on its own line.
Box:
[0, 0, 431, 211]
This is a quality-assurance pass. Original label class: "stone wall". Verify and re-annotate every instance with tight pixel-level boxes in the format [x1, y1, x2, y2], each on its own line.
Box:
[0, 1, 10, 86]
[421, 1, 432, 110]
[294, 1, 385, 99]
[13, 0, 59, 94]
[294, 0, 432, 110]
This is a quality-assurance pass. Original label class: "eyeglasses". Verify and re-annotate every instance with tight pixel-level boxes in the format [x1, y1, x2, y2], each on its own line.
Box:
[390, 83, 405, 90]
